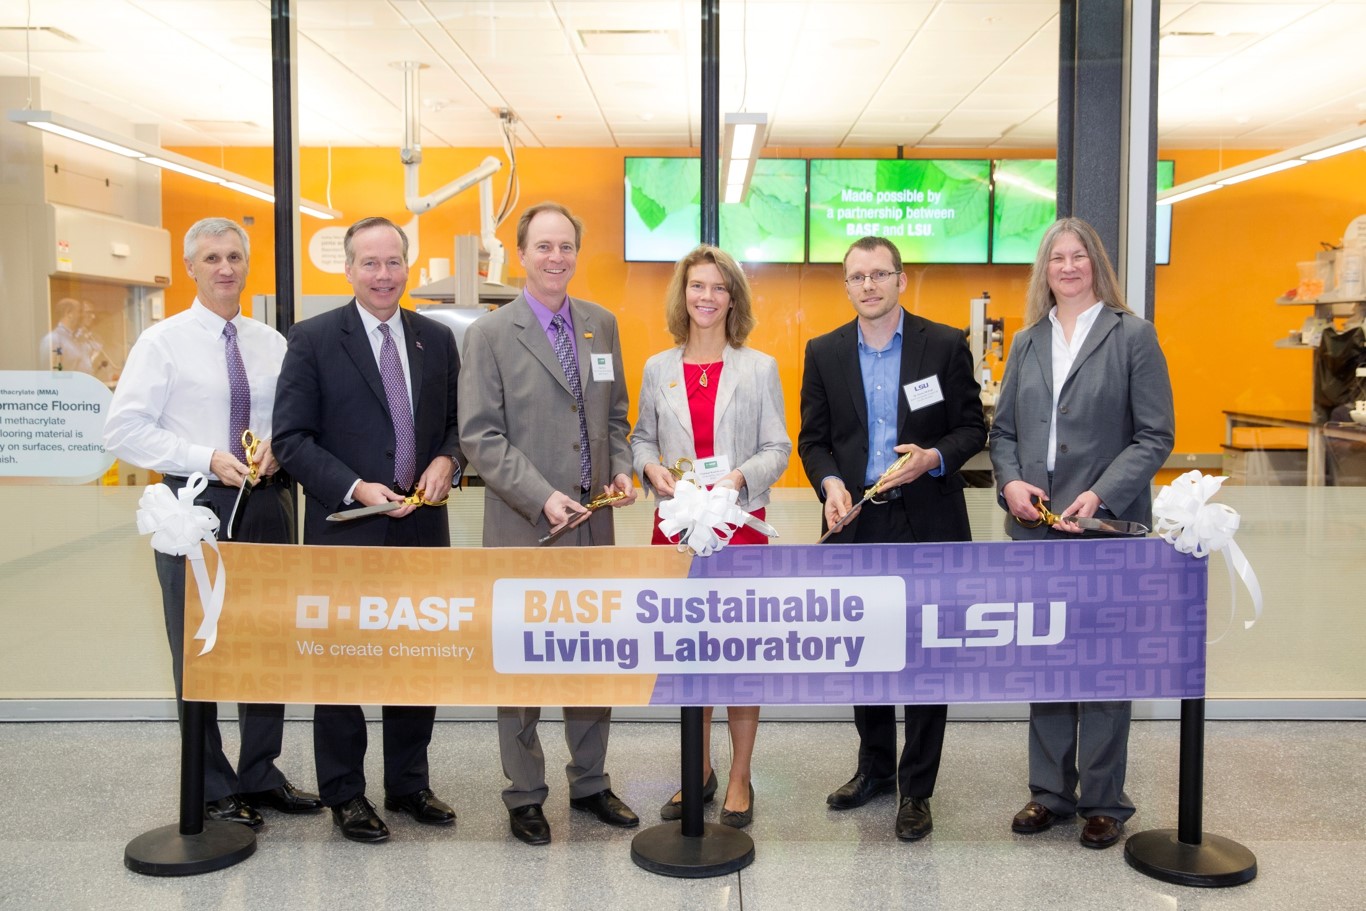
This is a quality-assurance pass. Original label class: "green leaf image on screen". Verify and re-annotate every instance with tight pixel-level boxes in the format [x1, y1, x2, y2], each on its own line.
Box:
[807, 159, 991, 264]
[624, 157, 808, 263]
[989, 159, 1175, 264]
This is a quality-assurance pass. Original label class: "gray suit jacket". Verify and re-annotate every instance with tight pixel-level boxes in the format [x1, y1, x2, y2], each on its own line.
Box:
[990, 306, 1175, 539]
[631, 344, 791, 510]
[458, 293, 632, 546]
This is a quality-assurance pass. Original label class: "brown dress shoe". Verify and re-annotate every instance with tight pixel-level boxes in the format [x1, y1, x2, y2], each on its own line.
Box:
[1080, 815, 1122, 849]
[1012, 800, 1066, 834]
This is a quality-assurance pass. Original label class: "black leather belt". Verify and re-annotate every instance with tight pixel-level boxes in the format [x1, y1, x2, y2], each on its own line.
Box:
[866, 485, 903, 502]
[168, 473, 287, 489]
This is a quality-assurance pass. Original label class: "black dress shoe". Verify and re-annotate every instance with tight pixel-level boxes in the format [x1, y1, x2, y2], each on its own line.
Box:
[509, 804, 551, 845]
[720, 783, 754, 829]
[895, 796, 933, 841]
[205, 795, 263, 830]
[385, 788, 456, 826]
[1080, 815, 1123, 849]
[331, 796, 389, 843]
[826, 772, 897, 810]
[570, 788, 640, 828]
[1012, 800, 1069, 834]
[241, 781, 324, 814]
[660, 770, 718, 821]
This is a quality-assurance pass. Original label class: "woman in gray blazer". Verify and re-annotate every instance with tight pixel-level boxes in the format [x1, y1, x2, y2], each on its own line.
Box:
[990, 217, 1174, 850]
[632, 244, 791, 828]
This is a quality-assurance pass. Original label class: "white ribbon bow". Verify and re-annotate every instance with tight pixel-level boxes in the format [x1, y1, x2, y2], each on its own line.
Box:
[657, 472, 764, 557]
[136, 473, 227, 656]
[1152, 470, 1262, 641]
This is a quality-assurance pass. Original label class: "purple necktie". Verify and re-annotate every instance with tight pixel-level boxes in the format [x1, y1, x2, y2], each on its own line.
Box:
[550, 314, 591, 490]
[378, 323, 416, 491]
[223, 321, 250, 462]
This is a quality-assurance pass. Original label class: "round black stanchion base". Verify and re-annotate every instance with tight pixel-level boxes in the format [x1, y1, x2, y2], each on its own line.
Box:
[1124, 829, 1257, 888]
[630, 821, 755, 878]
[124, 820, 257, 877]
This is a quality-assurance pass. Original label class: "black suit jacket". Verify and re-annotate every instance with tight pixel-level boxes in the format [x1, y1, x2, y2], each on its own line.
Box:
[797, 309, 986, 543]
[272, 301, 462, 546]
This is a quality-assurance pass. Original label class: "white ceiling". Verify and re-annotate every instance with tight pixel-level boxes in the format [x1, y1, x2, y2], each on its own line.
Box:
[3, 0, 1366, 152]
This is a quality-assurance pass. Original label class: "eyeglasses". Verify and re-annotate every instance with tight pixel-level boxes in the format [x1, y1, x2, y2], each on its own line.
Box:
[844, 270, 898, 287]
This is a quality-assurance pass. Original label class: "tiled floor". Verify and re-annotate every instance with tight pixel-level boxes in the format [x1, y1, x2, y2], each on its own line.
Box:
[1, 718, 1362, 910]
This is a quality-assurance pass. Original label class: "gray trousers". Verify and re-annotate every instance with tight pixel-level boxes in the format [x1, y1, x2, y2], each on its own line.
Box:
[497, 706, 612, 809]
[1026, 700, 1135, 821]
[155, 479, 295, 801]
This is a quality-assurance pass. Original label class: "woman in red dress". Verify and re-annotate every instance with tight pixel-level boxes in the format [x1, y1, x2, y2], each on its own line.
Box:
[632, 245, 791, 828]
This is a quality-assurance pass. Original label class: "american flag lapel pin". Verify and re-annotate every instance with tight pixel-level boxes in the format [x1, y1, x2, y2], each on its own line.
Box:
[415, 339, 424, 350]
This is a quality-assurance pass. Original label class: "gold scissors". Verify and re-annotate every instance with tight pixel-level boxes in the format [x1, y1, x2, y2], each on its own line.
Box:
[817, 450, 913, 544]
[537, 490, 628, 545]
[1015, 497, 1149, 536]
[241, 429, 260, 484]
[665, 457, 693, 480]
[326, 491, 450, 522]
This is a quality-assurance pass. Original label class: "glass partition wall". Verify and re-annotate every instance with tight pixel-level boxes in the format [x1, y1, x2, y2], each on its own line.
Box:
[0, 1, 1362, 715]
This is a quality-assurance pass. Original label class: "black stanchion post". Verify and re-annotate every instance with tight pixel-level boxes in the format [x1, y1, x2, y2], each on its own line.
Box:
[124, 699, 257, 876]
[1124, 698, 1257, 887]
[630, 706, 755, 877]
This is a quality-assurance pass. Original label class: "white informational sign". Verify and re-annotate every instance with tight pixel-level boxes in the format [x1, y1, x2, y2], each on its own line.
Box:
[0, 371, 115, 483]
[307, 227, 349, 274]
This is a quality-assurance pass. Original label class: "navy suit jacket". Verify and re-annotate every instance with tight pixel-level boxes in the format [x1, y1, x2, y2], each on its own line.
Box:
[798, 309, 986, 543]
[272, 301, 461, 546]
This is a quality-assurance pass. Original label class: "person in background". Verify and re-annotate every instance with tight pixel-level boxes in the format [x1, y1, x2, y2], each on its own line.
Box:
[40, 298, 93, 374]
[632, 244, 791, 829]
[458, 201, 639, 846]
[272, 216, 463, 844]
[103, 217, 322, 831]
[797, 235, 986, 842]
[78, 300, 118, 383]
[990, 216, 1175, 850]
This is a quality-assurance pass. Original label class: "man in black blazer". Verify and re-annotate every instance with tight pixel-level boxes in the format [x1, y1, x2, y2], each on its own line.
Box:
[797, 235, 986, 842]
[273, 216, 462, 843]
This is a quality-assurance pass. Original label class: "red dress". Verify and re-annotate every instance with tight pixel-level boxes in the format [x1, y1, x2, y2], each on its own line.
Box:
[651, 361, 768, 547]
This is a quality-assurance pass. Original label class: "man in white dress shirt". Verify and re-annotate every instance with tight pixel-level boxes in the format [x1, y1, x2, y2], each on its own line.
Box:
[103, 217, 322, 830]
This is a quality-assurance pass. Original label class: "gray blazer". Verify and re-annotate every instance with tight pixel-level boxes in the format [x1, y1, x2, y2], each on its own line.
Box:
[458, 293, 632, 546]
[631, 344, 791, 510]
[990, 306, 1175, 539]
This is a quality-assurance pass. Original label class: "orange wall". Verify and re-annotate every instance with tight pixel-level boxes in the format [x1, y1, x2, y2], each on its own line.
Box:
[162, 144, 1366, 486]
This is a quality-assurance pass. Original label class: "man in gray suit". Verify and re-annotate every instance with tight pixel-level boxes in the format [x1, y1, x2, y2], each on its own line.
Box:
[458, 201, 639, 845]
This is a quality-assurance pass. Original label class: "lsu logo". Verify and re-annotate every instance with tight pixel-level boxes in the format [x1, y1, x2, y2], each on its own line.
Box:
[296, 594, 475, 631]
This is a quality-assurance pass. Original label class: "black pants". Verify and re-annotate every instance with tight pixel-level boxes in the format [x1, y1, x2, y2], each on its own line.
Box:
[313, 513, 437, 807]
[156, 476, 297, 801]
[848, 499, 949, 799]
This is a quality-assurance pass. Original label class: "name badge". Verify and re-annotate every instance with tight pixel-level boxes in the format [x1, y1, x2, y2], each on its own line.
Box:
[903, 375, 944, 411]
[693, 454, 732, 487]
[590, 353, 614, 382]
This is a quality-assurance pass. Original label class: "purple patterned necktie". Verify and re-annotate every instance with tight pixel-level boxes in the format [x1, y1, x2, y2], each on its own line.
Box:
[550, 314, 591, 490]
[378, 323, 416, 491]
[222, 321, 250, 462]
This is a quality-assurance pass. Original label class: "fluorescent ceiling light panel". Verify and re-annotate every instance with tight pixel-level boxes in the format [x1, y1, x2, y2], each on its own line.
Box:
[721, 112, 767, 205]
[1217, 158, 1305, 186]
[1158, 122, 1366, 205]
[7, 109, 342, 219]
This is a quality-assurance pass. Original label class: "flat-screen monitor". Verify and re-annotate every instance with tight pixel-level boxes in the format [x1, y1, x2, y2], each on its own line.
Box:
[623, 157, 807, 263]
[807, 159, 991, 264]
[989, 159, 1175, 265]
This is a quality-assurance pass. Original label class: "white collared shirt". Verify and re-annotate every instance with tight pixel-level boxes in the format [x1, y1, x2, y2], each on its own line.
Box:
[1046, 301, 1105, 471]
[103, 298, 287, 478]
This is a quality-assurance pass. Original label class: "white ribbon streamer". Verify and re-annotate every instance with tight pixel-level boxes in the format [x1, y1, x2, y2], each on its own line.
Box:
[135, 473, 227, 656]
[1152, 470, 1262, 642]
[656, 472, 774, 557]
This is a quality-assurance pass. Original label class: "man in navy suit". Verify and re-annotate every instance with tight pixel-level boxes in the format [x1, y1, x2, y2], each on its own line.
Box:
[273, 216, 462, 843]
[797, 235, 986, 842]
